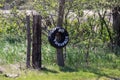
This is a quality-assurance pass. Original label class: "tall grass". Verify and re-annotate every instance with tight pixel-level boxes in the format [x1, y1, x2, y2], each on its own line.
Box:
[42, 44, 56, 65]
[0, 40, 26, 64]
[0, 37, 120, 70]
[65, 44, 120, 69]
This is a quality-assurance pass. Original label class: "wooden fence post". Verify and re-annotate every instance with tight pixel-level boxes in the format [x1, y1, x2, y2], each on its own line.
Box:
[32, 15, 42, 69]
[26, 15, 31, 68]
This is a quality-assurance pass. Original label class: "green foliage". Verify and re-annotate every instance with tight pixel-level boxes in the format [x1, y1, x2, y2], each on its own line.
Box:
[0, 0, 5, 8]
[33, 0, 58, 17]
[0, 8, 26, 64]
[0, 9, 26, 43]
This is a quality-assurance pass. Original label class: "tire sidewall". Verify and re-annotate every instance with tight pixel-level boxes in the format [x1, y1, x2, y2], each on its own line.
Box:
[48, 27, 69, 48]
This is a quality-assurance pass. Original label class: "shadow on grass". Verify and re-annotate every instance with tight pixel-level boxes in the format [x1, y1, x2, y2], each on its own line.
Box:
[82, 66, 120, 80]
[41, 67, 59, 73]
[59, 66, 78, 72]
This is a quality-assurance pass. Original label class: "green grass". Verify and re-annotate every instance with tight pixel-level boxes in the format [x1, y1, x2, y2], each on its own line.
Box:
[0, 39, 120, 80]
[0, 65, 120, 80]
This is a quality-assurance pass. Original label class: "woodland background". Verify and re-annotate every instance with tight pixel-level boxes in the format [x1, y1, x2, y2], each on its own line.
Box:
[0, 0, 120, 80]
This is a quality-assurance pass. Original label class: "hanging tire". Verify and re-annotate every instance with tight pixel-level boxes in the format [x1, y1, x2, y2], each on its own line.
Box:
[48, 27, 69, 48]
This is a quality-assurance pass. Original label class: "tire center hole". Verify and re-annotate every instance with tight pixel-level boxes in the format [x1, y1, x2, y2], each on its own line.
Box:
[55, 32, 62, 42]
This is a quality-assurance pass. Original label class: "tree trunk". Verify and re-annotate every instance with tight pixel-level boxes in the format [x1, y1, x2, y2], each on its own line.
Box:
[26, 15, 31, 68]
[32, 15, 42, 69]
[112, 6, 120, 46]
[56, 0, 65, 67]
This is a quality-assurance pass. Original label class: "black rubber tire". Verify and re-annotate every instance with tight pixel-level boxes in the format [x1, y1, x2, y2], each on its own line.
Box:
[48, 27, 69, 48]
